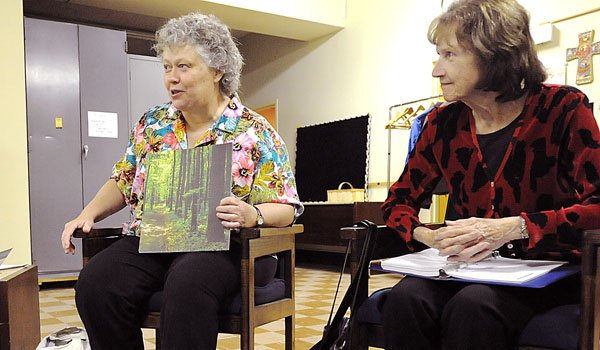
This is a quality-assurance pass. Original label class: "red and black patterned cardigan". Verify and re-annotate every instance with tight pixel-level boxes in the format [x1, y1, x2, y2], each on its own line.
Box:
[382, 84, 600, 261]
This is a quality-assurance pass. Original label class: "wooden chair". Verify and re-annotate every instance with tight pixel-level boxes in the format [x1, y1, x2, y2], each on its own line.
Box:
[74, 224, 303, 350]
[340, 225, 600, 350]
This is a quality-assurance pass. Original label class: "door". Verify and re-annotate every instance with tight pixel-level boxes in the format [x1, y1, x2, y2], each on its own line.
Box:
[25, 18, 83, 277]
[78, 25, 130, 228]
[128, 54, 170, 130]
[255, 102, 278, 130]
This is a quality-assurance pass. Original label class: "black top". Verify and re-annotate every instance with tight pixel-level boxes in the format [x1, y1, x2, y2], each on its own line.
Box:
[477, 114, 521, 180]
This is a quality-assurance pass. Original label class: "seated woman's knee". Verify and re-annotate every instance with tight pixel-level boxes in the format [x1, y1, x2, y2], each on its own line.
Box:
[387, 277, 432, 305]
[75, 258, 113, 297]
[446, 284, 496, 312]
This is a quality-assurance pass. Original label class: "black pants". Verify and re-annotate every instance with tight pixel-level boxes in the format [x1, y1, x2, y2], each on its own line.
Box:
[381, 275, 580, 350]
[75, 236, 277, 350]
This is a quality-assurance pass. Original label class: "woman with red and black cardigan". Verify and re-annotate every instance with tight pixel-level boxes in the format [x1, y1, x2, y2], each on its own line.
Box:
[380, 1, 600, 350]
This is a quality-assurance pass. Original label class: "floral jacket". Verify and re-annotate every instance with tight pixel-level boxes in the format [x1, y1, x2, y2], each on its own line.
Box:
[111, 95, 303, 236]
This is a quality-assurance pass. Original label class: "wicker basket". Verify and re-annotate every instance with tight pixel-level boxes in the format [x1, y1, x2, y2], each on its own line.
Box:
[327, 182, 365, 203]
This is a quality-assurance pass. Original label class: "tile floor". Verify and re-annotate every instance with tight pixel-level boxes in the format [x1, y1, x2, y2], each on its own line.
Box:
[39, 263, 402, 349]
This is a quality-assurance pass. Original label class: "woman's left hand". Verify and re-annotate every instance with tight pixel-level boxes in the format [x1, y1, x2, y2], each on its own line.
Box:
[216, 196, 257, 229]
[433, 217, 522, 262]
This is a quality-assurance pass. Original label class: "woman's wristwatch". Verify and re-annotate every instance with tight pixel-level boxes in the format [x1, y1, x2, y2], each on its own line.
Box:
[520, 216, 529, 240]
[254, 206, 264, 227]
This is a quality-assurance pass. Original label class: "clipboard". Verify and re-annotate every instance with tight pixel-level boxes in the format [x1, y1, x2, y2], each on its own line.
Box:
[371, 263, 580, 288]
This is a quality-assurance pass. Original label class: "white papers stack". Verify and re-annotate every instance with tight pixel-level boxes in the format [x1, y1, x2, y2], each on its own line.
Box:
[0, 248, 27, 270]
[380, 248, 566, 284]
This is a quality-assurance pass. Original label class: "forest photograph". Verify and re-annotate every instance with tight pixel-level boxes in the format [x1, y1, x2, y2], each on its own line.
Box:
[139, 144, 233, 253]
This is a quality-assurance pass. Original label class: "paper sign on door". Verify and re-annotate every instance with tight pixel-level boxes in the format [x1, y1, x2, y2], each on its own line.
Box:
[88, 111, 118, 138]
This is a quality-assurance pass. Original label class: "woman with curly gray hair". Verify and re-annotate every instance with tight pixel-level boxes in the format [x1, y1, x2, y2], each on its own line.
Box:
[63, 12, 303, 350]
[154, 12, 243, 98]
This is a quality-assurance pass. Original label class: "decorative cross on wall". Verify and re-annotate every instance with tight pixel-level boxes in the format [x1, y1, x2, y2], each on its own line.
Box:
[566, 30, 600, 85]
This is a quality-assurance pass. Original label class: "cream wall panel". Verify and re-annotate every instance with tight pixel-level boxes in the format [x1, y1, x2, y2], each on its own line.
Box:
[1, 0, 32, 265]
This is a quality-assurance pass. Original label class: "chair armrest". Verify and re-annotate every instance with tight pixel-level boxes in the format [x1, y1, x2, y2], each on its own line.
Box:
[237, 225, 303, 259]
[236, 225, 304, 240]
[340, 224, 383, 241]
[580, 229, 600, 350]
[340, 224, 411, 279]
[71, 228, 124, 265]
[72, 225, 304, 265]
[340, 223, 442, 241]
[73, 225, 304, 240]
[73, 227, 123, 239]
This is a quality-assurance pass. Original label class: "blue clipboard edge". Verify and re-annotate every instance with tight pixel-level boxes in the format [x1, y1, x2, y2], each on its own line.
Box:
[370, 263, 580, 288]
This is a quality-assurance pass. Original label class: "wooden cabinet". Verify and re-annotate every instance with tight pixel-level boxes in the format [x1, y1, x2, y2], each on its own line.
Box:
[0, 265, 40, 350]
[295, 202, 384, 253]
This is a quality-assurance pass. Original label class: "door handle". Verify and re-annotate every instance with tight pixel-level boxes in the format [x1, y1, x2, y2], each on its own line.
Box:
[83, 144, 89, 159]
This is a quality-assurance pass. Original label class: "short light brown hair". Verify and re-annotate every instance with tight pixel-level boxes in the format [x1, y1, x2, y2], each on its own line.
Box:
[428, 0, 546, 102]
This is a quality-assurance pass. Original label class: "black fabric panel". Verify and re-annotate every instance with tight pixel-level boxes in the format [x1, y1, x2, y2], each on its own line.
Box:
[295, 115, 369, 202]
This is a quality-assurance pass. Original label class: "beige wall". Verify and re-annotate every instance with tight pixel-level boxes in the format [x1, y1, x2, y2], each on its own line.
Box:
[239, 0, 600, 202]
[239, 0, 451, 201]
[1, 0, 31, 264]
[523, 0, 600, 118]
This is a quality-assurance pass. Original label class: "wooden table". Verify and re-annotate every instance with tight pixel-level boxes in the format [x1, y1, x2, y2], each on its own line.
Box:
[295, 202, 384, 253]
[0, 265, 40, 350]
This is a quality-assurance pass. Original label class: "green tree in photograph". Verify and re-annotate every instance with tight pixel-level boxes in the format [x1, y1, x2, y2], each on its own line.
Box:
[139, 144, 232, 253]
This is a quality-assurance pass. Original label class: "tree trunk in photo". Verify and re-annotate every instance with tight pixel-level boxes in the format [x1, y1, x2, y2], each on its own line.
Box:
[207, 145, 230, 243]
[168, 150, 177, 211]
[190, 148, 202, 234]
[146, 158, 154, 211]
[199, 148, 208, 216]
[176, 150, 187, 216]
[183, 149, 192, 219]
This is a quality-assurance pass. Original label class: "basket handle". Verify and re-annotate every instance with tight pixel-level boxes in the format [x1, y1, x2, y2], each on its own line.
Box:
[338, 182, 354, 190]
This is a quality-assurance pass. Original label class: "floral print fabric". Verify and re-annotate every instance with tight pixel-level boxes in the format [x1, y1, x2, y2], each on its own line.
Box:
[111, 95, 303, 236]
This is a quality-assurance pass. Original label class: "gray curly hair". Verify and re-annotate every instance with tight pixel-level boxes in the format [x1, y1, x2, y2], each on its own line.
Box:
[154, 12, 243, 97]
